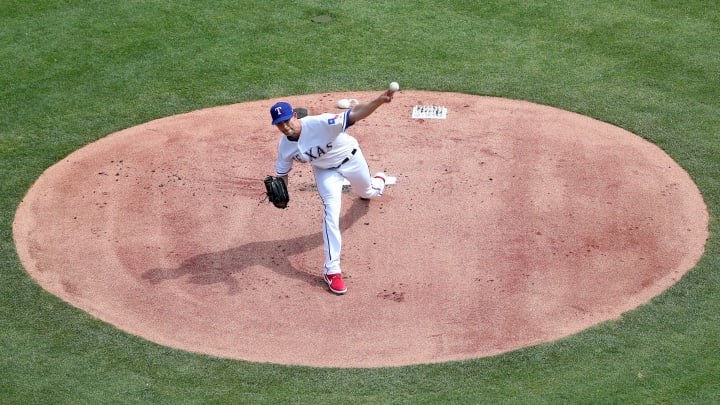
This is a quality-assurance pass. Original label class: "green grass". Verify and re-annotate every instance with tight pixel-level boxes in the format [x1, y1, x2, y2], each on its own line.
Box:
[2, 0, 719, 403]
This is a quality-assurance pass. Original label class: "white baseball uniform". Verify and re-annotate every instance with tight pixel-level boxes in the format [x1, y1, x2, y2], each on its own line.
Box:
[275, 109, 385, 275]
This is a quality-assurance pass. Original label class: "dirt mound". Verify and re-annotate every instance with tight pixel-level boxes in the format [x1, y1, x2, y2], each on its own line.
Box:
[13, 92, 708, 367]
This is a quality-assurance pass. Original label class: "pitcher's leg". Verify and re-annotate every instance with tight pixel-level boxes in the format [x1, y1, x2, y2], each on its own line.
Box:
[313, 167, 344, 275]
[339, 149, 385, 199]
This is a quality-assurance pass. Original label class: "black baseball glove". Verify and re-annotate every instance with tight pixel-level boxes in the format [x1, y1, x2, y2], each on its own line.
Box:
[264, 176, 289, 209]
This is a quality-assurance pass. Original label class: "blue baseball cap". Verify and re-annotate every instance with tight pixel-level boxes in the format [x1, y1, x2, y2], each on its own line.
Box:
[270, 101, 294, 125]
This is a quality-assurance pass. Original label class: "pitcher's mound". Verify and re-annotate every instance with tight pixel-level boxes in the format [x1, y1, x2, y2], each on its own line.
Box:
[13, 92, 708, 367]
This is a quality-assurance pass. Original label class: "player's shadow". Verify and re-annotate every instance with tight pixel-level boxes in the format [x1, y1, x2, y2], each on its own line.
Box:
[141, 198, 370, 294]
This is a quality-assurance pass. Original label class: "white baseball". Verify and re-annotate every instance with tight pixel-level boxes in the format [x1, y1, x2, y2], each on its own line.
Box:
[337, 98, 351, 109]
[389, 81, 400, 92]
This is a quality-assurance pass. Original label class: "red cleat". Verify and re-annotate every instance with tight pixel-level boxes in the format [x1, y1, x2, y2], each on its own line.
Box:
[323, 273, 347, 294]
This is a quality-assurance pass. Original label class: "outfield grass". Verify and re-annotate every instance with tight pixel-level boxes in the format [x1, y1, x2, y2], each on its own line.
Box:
[2, 1, 719, 403]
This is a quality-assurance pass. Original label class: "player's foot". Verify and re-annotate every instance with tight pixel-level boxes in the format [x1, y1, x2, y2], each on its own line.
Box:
[323, 273, 347, 294]
[373, 172, 386, 184]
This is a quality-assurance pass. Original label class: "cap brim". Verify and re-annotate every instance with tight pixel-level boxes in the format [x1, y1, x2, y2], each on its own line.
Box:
[271, 113, 294, 125]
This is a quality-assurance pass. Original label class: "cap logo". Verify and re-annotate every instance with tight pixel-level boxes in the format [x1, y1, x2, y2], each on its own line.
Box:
[270, 101, 294, 125]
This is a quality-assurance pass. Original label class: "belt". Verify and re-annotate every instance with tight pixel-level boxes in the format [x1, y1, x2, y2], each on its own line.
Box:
[333, 148, 357, 169]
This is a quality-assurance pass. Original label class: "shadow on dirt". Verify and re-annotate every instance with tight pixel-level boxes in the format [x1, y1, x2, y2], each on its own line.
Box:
[141, 198, 370, 293]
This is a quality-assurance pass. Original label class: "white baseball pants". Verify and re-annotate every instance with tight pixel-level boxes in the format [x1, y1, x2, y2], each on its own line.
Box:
[312, 148, 384, 275]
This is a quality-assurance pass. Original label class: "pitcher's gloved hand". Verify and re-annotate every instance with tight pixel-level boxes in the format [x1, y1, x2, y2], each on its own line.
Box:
[264, 176, 289, 209]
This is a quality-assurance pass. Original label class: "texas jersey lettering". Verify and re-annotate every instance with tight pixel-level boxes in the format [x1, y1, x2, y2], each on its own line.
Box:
[293, 142, 334, 163]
